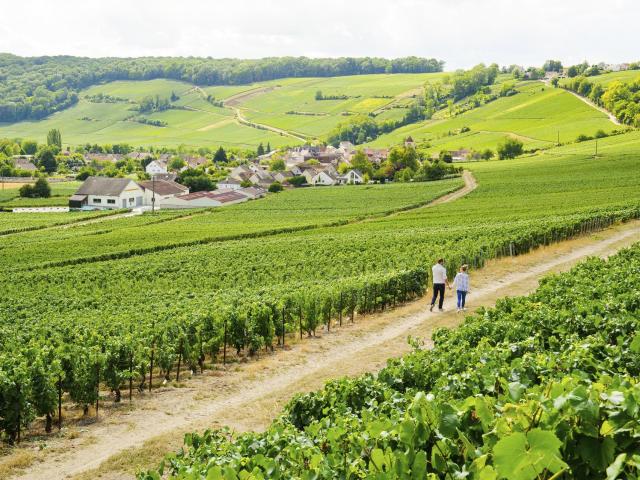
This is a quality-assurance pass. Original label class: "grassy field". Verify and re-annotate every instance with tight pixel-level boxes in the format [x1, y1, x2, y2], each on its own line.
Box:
[367, 81, 621, 151]
[560, 70, 640, 87]
[0, 72, 631, 152]
[0, 79, 296, 149]
[0, 73, 446, 149]
[0, 181, 82, 208]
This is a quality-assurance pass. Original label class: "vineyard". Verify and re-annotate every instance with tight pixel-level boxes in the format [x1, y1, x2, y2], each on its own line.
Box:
[141, 242, 640, 479]
[0, 149, 639, 448]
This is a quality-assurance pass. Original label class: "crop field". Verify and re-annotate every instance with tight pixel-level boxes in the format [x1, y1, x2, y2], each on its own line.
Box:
[146, 242, 640, 478]
[368, 81, 621, 151]
[239, 73, 446, 138]
[0, 179, 463, 270]
[1, 144, 639, 448]
[0, 209, 114, 235]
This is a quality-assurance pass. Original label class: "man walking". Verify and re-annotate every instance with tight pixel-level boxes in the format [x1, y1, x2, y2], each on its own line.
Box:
[430, 258, 450, 312]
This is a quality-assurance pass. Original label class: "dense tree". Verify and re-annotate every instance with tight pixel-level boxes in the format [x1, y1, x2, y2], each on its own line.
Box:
[286, 175, 306, 187]
[349, 150, 374, 176]
[213, 147, 228, 163]
[21, 140, 38, 155]
[46, 129, 62, 148]
[256, 143, 265, 156]
[36, 147, 57, 173]
[270, 158, 286, 171]
[178, 169, 215, 192]
[497, 137, 524, 159]
[168, 157, 186, 171]
[543, 60, 563, 72]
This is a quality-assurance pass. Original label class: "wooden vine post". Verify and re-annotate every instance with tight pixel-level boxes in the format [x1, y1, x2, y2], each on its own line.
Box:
[57, 375, 62, 430]
[223, 317, 228, 366]
[176, 338, 183, 382]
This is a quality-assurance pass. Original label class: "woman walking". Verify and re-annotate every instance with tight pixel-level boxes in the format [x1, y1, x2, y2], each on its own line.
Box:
[453, 265, 470, 312]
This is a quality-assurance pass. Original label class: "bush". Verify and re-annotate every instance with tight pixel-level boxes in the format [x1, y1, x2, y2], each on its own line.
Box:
[576, 134, 593, 143]
[268, 182, 283, 193]
[19, 178, 51, 198]
[286, 175, 307, 187]
[439, 151, 453, 163]
[594, 129, 608, 139]
[496, 138, 524, 159]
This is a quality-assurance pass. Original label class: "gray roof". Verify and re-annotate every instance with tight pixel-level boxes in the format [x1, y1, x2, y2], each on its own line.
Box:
[76, 177, 135, 196]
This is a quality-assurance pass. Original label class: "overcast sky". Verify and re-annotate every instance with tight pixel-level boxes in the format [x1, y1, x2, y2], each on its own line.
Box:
[1, 0, 636, 69]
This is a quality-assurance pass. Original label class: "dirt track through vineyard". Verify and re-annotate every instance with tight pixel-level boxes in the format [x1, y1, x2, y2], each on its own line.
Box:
[5, 220, 640, 479]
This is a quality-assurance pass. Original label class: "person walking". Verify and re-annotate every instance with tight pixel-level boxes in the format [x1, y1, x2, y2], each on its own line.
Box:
[430, 258, 450, 312]
[453, 264, 470, 312]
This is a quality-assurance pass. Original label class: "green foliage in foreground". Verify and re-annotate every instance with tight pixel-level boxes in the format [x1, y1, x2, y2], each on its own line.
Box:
[142, 244, 640, 479]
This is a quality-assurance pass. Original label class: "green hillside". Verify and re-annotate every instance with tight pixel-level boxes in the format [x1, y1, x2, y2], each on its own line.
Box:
[367, 81, 621, 151]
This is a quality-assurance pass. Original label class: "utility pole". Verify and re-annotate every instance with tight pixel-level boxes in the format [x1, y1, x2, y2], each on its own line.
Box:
[595, 139, 598, 157]
[151, 174, 156, 213]
[557, 130, 560, 146]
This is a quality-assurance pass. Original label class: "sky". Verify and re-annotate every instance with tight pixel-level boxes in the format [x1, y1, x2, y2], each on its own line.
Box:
[0, 0, 637, 69]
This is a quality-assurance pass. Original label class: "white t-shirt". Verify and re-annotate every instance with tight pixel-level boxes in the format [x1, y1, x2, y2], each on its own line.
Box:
[432, 263, 447, 284]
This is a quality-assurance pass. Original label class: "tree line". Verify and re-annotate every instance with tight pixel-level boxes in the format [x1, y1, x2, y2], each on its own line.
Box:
[0, 54, 444, 122]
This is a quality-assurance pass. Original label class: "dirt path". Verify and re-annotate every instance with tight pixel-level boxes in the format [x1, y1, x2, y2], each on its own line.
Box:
[430, 170, 476, 204]
[232, 106, 308, 142]
[563, 88, 621, 125]
[5, 220, 639, 480]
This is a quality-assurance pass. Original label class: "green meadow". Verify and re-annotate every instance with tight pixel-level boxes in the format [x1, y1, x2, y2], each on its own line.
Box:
[367, 81, 621, 152]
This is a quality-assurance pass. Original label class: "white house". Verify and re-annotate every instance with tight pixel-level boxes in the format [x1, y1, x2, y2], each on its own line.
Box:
[138, 179, 189, 206]
[217, 177, 243, 190]
[311, 170, 339, 186]
[69, 177, 145, 210]
[340, 169, 365, 185]
[145, 160, 168, 175]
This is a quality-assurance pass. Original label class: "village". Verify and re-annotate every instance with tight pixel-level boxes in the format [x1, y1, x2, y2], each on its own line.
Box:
[58, 137, 463, 210]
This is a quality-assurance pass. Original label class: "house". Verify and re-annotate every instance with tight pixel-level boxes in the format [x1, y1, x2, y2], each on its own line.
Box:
[164, 190, 250, 209]
[69, 177, 144, 210]
[84, 153, 124, 164]
[249, 170, 275, 185]
[12, 156, 37, 172]
[363, 148, 388, 164]
[229, 165, 253, 180]
[272, 171, 294, 183]
[127, 152, 154, 161]
[184, 156, 208, 169]
[238, 186, 267, 199]
[451, 149, 472, 162]
[145, 160, 168, 175]
[311, 170, 339, 186]
[149, 172, 178, 182]
[289, 165, 304, 176]
[217, 177, 243, 190]
[340, 169, 365, 185]
[138, 179, 189, 206]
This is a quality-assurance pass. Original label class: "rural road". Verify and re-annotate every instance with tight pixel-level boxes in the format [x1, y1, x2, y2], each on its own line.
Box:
[6, 219, 640, 480]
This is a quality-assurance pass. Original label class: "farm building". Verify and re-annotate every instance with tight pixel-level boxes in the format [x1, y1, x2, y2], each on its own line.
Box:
[69, 177, 144, 210]
[138, 179, 189, 206]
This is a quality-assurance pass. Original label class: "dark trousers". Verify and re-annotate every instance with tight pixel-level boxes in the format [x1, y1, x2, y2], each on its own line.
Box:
[431, 283, 445, 309]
